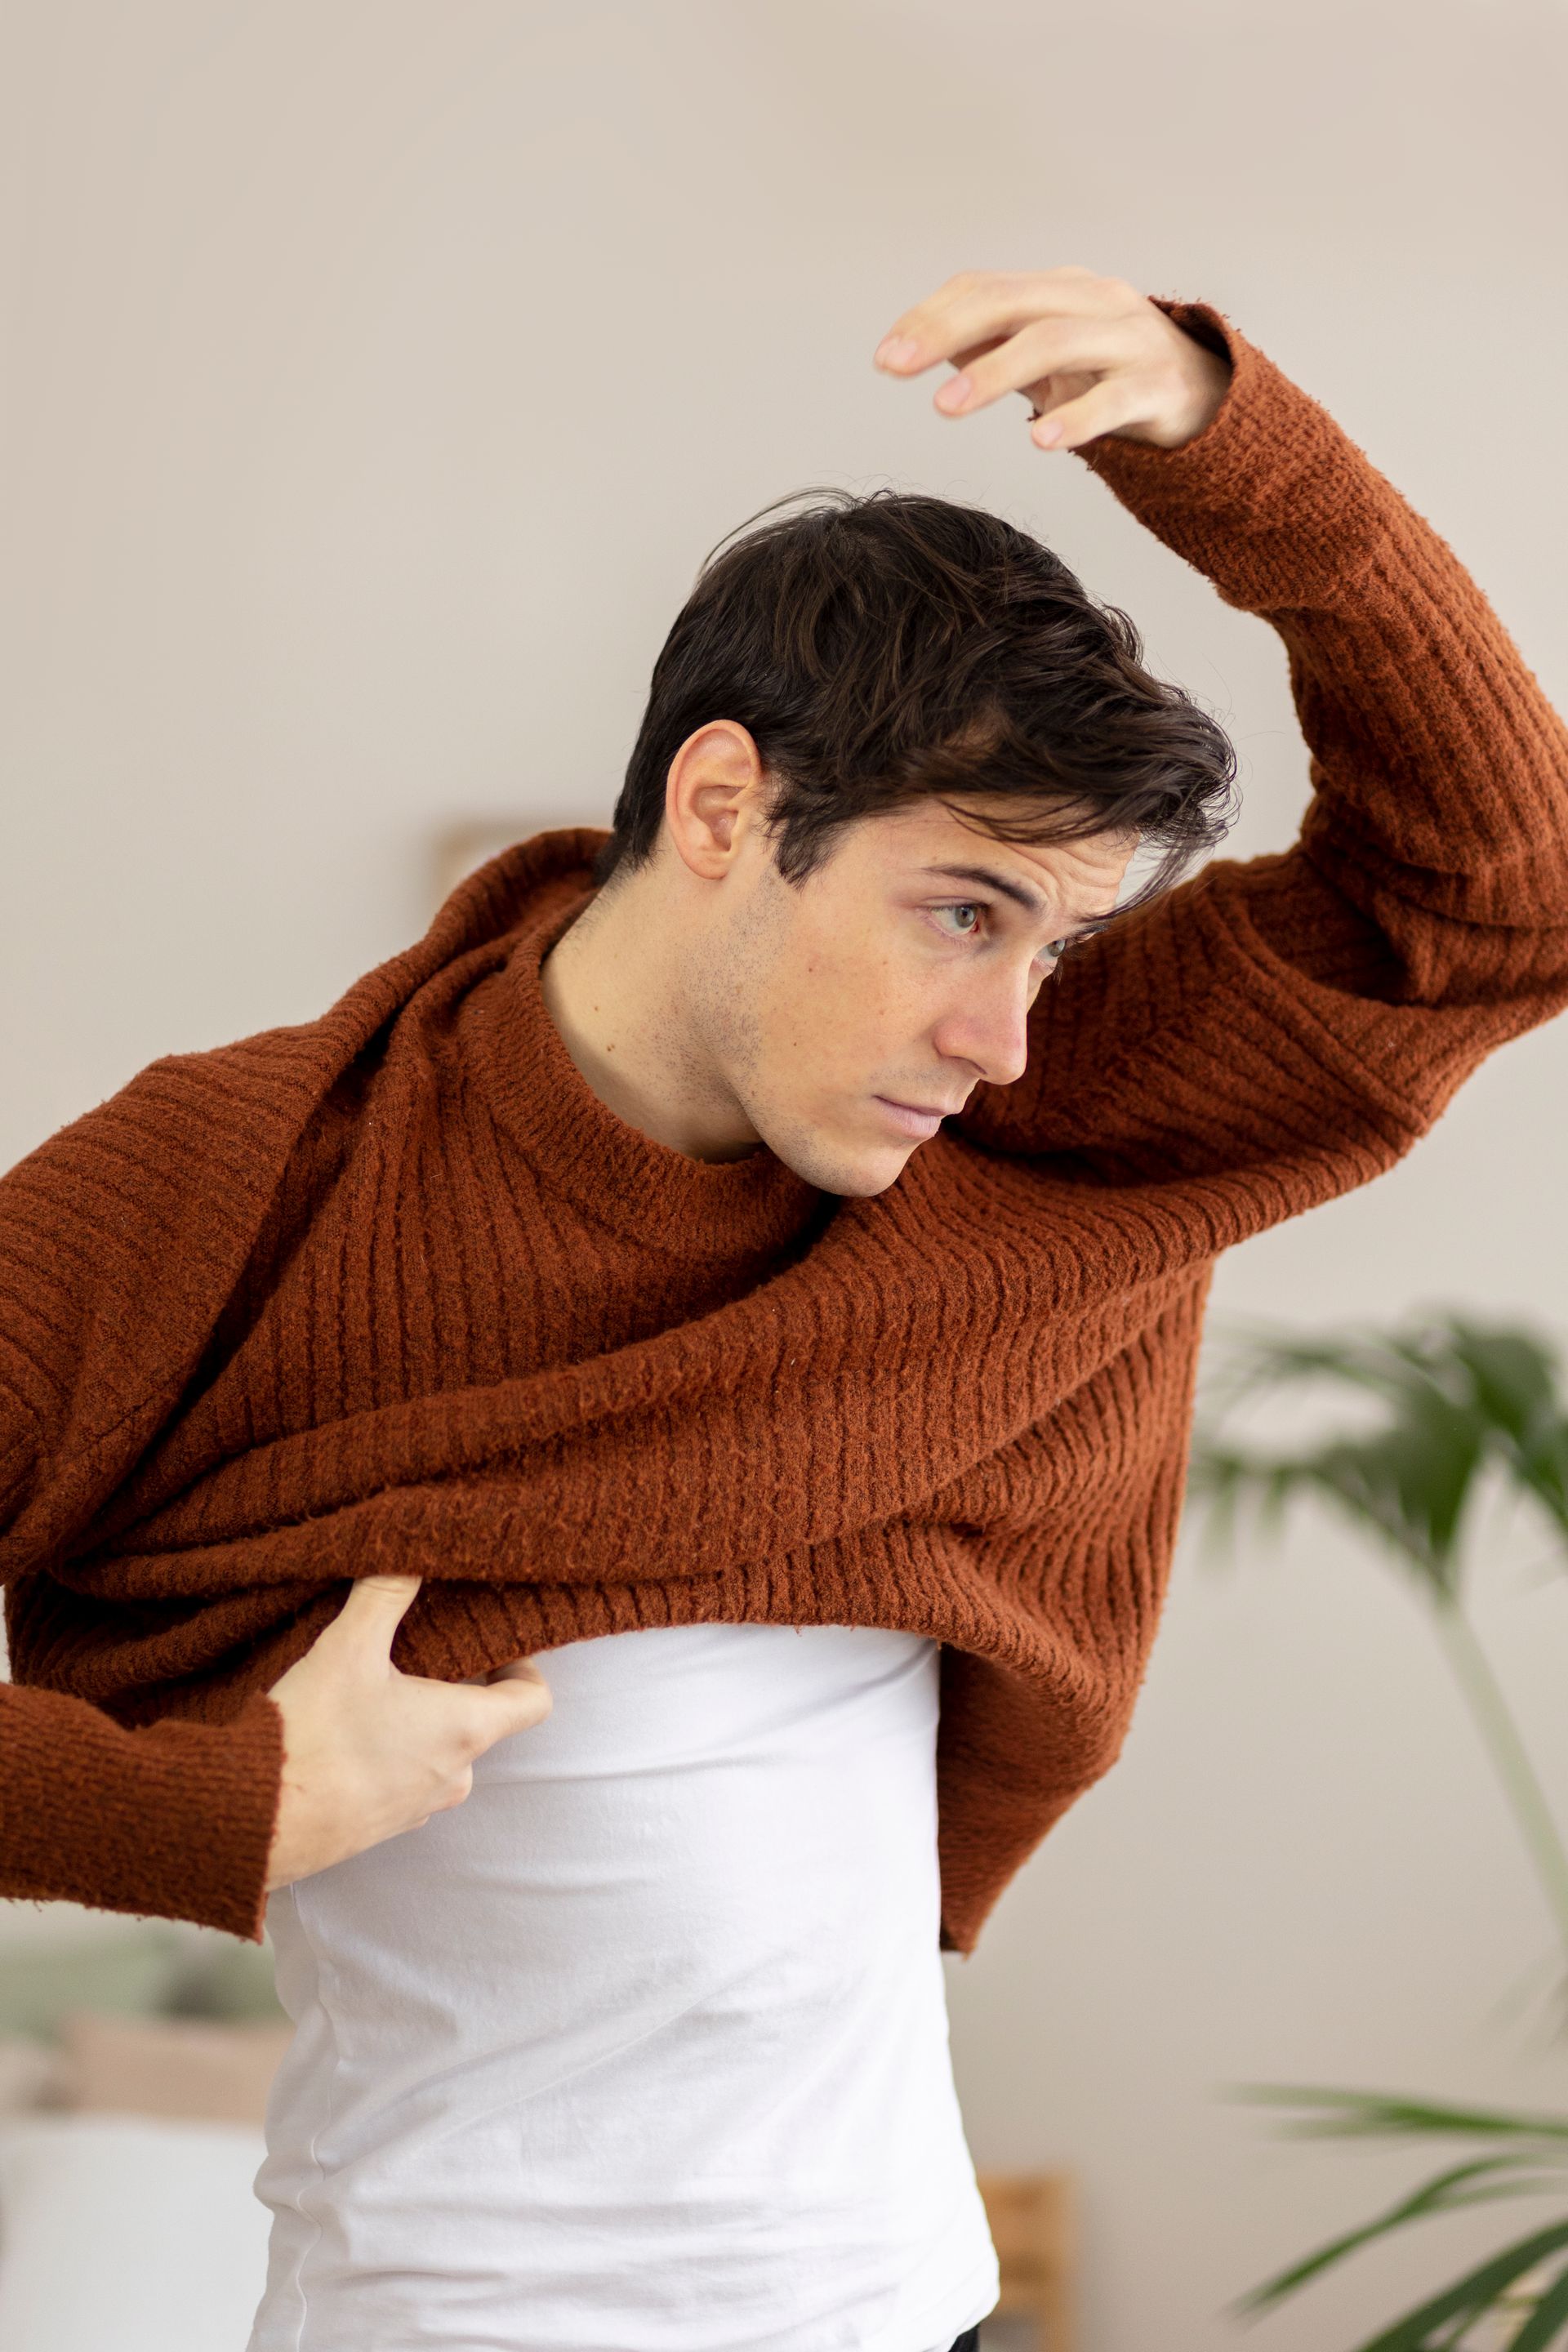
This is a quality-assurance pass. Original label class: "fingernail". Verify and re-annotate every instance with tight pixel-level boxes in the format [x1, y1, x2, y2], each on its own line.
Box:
[875, 334, 920, 368]
[935, 374, 972, 413]
[1032, 417, 1062, 447]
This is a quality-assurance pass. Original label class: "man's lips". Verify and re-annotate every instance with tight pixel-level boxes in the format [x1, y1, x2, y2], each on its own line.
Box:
[872, 1095, 965, 1142]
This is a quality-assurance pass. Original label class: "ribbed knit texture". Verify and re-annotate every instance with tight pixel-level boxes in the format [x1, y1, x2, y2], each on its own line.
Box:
[3, 304, 1566, 1953]
[0, 1686, 282, 1939]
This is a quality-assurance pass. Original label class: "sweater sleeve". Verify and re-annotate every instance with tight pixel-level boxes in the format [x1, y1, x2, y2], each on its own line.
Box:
[958, 301, 1568, 1199]
[0, 1148, 283, 1940]
[0, 1679, 282, 1940]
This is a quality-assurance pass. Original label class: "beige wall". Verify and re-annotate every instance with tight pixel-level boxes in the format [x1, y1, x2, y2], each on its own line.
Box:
[3, 4, 1566, 2345]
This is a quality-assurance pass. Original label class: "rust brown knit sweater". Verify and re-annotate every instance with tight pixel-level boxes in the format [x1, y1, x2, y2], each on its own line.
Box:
[4, 302, 1566, 1955]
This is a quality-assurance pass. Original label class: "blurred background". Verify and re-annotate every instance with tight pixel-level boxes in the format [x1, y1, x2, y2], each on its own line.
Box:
[2, 3, 1566, 2347]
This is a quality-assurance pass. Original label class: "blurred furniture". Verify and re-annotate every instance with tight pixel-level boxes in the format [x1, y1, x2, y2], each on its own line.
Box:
[976, 2170, 1076, 2352]
[0, 2114, 270, 2352]
[0, 1914, 288, 2349]
[432, 814, 526, 903]
[431, 811, 584, 906]
[58, 2009, 291, 2126]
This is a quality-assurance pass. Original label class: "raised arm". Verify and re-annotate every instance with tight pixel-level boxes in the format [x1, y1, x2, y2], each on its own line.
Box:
[878, 270, 1568, 1197]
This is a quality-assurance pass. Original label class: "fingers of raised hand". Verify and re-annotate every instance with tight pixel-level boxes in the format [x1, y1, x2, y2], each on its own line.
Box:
[933, 314, 1145, 418]
[1029, 372, 1171, 451]
[874, 266, 1138, 377]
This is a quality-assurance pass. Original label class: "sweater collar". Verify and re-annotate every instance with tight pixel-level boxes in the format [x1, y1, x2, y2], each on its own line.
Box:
[461, 830, 825, 1260]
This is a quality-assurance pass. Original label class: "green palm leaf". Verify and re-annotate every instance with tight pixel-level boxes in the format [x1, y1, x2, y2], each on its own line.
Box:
[1232, 2088, 1568, 2147]
[1354, 2220, 1568, 2350]
[1193, 1314, 1568, 1592]
[1205, 1319, 1568, 2345]
[1233, 2087, 1568, 2326]
[1509, 2263, 1568, 2352]
[1193, 1314, 1568, 1970]
[1236, 2158, 1567, 2316]
[1441, 1323, 1568, 1542]
[1195, 1322, 1508, 1597]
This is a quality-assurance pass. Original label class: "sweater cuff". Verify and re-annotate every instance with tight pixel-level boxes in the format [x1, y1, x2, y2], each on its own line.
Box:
[1072, 298, 1387, 608]
[0, 1686, 284, 1942]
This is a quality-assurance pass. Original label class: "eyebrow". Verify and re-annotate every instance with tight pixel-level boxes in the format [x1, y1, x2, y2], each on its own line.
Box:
[922, 860, 1126, 945]
[924, 862, 1049, 915]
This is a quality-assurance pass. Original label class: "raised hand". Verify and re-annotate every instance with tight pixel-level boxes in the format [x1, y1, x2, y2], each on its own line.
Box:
[874, 265, 1231, 452]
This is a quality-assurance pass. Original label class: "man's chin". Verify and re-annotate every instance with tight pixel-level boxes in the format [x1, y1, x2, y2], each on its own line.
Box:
[770, 1129, 919, 1200]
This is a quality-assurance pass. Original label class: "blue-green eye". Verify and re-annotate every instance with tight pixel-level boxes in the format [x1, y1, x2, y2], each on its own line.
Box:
[936, 903, 982, 935]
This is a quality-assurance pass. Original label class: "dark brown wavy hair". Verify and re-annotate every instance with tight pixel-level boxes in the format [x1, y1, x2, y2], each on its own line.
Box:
[597, 487, 1236, 901]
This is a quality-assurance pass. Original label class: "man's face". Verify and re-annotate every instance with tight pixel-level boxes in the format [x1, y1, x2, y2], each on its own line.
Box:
[685, 796, 1134, 1197]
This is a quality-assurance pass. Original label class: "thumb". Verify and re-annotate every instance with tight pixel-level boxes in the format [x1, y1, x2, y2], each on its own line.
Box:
[332, 1573, 424, 1656]
[465, 1660, 553, 1744]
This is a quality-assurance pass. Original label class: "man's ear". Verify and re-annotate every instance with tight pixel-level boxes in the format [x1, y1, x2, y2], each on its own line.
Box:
[662, 722, 769, 880]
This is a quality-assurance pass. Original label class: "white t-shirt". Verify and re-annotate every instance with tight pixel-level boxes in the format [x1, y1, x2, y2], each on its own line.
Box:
[249, 1620, 998, 2352]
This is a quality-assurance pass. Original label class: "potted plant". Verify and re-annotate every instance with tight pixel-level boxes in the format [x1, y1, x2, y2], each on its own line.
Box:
[1191, 1316, 1568, 2347]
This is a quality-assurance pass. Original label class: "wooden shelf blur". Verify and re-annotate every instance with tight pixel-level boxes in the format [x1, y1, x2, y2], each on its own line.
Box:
[430, 811, 601, 913]
[976, 2171, 1076, 2352]
[430, 816, 534, 909]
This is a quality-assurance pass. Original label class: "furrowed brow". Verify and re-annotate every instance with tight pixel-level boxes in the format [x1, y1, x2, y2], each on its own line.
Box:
[923, 862, 1127, 944]
[924, 862, 1047, 915]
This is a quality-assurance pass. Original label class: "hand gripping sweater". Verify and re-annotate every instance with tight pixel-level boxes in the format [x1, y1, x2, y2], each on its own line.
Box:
[3, 303, 1566, 1955]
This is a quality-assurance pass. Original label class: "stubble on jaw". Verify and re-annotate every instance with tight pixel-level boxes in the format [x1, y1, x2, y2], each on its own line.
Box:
[680, 863, 929, 1200]
[680, 858, 791, 1116]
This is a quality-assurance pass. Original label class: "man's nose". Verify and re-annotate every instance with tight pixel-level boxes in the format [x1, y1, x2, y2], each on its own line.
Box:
[933, 970, 1035, 1089]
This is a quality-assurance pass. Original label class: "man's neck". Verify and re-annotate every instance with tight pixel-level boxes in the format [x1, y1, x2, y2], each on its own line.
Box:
[538, 878, 762, 1165]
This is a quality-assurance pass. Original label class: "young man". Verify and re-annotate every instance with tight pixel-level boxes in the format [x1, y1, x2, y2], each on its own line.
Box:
[2, 266, 1565, 2351]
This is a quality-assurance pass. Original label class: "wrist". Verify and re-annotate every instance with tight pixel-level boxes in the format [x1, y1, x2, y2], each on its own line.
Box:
[1158, 341, 1232, 448]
